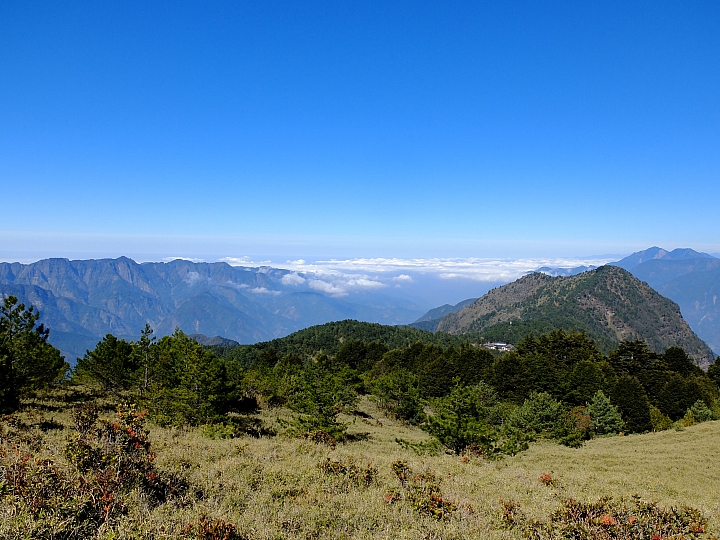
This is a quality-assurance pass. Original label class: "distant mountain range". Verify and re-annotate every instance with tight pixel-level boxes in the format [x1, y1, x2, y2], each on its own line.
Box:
[188, 334, 240, 347]
[431, 265, 714, 368]
[535, 265, 598, 277]
[0, 257, 425, 360]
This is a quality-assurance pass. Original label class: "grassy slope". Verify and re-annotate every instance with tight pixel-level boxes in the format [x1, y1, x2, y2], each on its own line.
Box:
[3, 394, 719, 539]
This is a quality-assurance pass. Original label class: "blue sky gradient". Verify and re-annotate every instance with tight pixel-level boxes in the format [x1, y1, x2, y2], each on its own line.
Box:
[1, 1, 719, 260]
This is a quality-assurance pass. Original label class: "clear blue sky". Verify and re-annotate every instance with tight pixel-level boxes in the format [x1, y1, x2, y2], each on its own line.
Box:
[1, 1, 719, 260]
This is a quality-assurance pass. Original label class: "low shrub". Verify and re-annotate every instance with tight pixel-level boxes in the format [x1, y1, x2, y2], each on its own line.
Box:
[501, 494, 711, 539]
[681, 409, 697, 427]
[183, 514, 246, 540]
[395, 437, 445, 456]
[387, 460, 456, 520]
[201, 416, 274, 440]
[318, 457, 377, 486]
[649, 405, 673, 432]
[538, 473, 555, 487]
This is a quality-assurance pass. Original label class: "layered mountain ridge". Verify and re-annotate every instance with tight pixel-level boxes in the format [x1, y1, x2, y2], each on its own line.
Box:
[0, 257, 424, 359]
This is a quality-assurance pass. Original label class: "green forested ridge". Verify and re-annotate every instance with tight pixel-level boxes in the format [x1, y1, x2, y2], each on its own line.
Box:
[5, 292, 719, 447]
[210, 319, 485, 366]
[436, 266, 715, 368]
[67, 318, 720, 452]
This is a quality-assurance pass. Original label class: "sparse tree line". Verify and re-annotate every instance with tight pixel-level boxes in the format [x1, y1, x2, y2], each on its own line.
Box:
[2, 295, 720, 457]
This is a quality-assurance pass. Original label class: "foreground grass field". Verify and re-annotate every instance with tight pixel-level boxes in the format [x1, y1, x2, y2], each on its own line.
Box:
[2, 393, 719, 539]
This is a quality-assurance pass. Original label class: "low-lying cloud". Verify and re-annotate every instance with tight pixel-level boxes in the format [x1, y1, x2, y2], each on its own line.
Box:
[274, 256, 616, 282]
[308, 279, 349, 297]
[249, 287, 281, 296]
[281, 273, 306, 286]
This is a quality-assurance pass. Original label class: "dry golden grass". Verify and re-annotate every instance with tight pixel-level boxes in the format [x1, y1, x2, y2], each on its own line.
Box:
[2, 393, 719, 539]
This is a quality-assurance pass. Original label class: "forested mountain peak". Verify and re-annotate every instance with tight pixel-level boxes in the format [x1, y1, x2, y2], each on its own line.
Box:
[436, 266, 714, 368]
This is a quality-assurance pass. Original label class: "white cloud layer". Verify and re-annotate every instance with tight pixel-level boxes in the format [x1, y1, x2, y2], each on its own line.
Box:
[308, 279, 348, 297]
[271, 256, 616, 282]
[164, 256, 206, 263]
[249, 287, 281, 295]
[220, 255, 617, 298]
[281, 273, 306, 286]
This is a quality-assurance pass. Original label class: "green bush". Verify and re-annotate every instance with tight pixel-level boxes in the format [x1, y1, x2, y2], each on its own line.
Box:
[649, 405, 673, 431]
[286, 355, 357, 442]
[711, 398, 720, 420]
[507, 392, 566, 438]
[681, 409, 696, 427]
[425, 383, 498, 454]
[688, 399, 714, 423]
[372, 370, 424, 424]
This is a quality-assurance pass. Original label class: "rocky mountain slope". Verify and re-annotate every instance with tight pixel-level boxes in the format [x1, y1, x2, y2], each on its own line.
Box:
[609, 247, 720, 354]
[435, 266, 714, 368]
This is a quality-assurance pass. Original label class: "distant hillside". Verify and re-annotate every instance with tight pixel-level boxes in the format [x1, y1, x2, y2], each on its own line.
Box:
[436, 266, 714, 368]
[409, 297, 478, 332]
[188, 334, 240, 347]
[213, 319, 482, 365]
[609, 247, 720, 354]
[0, 257, 425, 360]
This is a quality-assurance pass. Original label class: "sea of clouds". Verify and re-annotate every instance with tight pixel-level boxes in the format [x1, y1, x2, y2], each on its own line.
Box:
[217, 255, 617, 306]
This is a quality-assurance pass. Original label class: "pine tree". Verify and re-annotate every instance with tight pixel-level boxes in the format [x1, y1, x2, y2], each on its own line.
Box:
[74, 334, 137, 391]
[657, 373, 702, 420]
[0, 296, 66, 413]
[586, 390, 624, 435]
[611, 374, 653, 433]
[426, 383, 498, 453]
[663, 346, 696, 376]
[565, 360, 607, 405]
